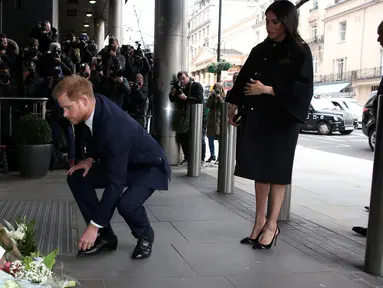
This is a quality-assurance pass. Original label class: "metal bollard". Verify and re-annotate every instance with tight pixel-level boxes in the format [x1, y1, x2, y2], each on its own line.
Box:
[365, 94, 383, 276]
[267, 185, 291, 221]
[187, 104, 203, 177]
[217, 102, 237, 193]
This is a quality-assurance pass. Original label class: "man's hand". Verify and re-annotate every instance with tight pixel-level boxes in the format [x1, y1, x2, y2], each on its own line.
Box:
[68, 157, 93, 177]
[78, 224, 99, 251]
[178, 93, 187, 100]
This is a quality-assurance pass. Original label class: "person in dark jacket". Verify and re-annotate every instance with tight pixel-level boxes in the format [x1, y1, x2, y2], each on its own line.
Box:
[228, 1, 313, 250]
[53, 75, 171, 259]
[169, 71, 204, 165]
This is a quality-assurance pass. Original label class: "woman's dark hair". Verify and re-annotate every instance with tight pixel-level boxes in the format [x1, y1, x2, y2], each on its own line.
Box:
[265, 1, 304, 46]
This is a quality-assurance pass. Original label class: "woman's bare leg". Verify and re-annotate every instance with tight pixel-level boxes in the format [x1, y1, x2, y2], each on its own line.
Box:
[258, 184, 285, 245]
[249, 182, 269, 239]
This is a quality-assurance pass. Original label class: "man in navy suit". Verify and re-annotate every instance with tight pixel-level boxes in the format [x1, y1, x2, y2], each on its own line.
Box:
[53, 74, 171, 259]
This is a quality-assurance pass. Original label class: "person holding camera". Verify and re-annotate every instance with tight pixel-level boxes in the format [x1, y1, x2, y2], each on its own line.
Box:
[97, 57, 130, 109]
[29, 20, 57, 54]
[206, 83, 225, 163]
[169, 71, 204, 165]
[124, 74, 147, 127]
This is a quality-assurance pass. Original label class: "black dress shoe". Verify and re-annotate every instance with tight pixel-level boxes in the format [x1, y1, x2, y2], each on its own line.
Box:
[352, 226, 367, 237]
[78, 236, 118, 256]
[131, 238, 152, 260]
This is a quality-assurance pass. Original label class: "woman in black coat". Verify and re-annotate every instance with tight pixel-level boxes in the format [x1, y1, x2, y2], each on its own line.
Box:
[227, 1, 313, 250]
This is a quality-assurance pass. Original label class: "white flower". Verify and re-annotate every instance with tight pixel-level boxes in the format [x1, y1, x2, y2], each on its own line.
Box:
[3, 280, 21, 288]
[11, 260, 52, 285]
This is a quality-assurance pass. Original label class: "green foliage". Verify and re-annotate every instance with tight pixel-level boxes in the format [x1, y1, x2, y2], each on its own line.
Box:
[16, 113, 52, 145]
[207, 60, 232, 74]
[16, 217, 37, 257]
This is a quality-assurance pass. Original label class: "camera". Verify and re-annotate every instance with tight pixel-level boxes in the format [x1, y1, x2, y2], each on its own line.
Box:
[170, 79, 184, 95]
[79, 63, 90, 78]
[23, 60, 36, 73]
[52, 66, 63, 82]
[47, 49, 61, 59]
[109, 58, 123, 78]
[0, 70, 10, 85]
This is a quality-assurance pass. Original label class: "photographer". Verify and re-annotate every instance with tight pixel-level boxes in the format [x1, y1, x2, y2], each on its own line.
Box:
[98, 57, 130, 108]
[37, 42, 74, 79]
[22, 38, 42, 63]
[90, 56, 103, 92]
[62, 33, 81, 69]
[206, 83, 225, 163]
[124, 73, 147, 127]
[99, 36, 126, 71]
[169, 71, 204, 165]
[22, 60, 45, 99]
[29, 21, 58, 54]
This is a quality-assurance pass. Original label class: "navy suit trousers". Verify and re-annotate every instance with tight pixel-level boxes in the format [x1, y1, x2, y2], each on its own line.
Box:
[67, 162, 155, 241]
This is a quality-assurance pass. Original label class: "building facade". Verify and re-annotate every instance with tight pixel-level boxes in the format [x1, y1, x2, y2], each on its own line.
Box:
[299, 0, 383, 104]
[188, 0, 268, 85]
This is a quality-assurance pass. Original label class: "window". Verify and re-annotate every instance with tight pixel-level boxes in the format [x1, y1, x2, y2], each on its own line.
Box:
[310, 0, 318, 12]
[339, 21, 347, 41]
[255, 31, 260, 43]
[335, 58, 346, 80]
[203, 28, 206, 37]
[311, 24, 318, 40]
[313, 56, 318, 74]
[206, 26, 210, 35]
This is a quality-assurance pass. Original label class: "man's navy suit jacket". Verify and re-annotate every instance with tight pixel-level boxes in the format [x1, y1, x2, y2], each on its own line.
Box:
[87, 93, 171, 226]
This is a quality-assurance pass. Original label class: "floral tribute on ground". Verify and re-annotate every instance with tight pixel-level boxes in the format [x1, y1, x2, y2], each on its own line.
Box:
[0, 217, 78, 287]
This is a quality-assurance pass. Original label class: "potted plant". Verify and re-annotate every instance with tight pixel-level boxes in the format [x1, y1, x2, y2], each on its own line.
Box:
[16, 113, 52, 179]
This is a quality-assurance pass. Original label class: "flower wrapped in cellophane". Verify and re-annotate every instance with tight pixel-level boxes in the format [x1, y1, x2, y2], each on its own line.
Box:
[0, 249, 79, 287]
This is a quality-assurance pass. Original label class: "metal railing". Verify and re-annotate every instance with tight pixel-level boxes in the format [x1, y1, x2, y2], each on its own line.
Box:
[306, 35, 324, 45]
[314, 66, 383, 83]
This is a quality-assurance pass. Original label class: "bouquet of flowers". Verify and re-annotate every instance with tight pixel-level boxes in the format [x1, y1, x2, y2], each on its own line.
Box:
[0, 249, 78, 287]
[3, 218, 37, 257]
[0, 217, 79, 287]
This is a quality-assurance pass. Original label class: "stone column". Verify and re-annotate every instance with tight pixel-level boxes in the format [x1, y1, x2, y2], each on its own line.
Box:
[153, 0, 188, 165]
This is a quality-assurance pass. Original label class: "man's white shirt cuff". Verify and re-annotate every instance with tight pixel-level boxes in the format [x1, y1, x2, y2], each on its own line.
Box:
[90, 220, 103, 228]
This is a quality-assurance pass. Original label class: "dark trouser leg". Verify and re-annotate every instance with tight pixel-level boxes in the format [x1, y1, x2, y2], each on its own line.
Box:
[202, 129, 206, 161]
[66, 163, 116, 238]
[117, 186, 155, 241]
[176, 131, 189, 161]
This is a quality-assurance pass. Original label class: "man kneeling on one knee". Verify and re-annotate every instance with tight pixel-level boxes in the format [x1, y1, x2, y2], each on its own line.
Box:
[53, 74, 171, 259]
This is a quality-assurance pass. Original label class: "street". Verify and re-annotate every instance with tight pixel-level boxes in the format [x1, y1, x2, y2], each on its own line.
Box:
[298, 129, 373, 161]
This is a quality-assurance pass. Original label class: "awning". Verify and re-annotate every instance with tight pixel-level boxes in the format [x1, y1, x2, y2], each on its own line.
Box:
[314, 82, 351, 94]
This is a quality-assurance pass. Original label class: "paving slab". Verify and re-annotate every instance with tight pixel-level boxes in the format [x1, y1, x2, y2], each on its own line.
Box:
[227, 272, 370, 288]
[1, 168, 382, 287]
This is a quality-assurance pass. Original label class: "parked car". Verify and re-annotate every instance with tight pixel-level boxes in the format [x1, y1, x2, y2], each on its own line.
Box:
[331, 98, 363, 129]
[301, 95, 355, 135]
[362, 91, 377, 151]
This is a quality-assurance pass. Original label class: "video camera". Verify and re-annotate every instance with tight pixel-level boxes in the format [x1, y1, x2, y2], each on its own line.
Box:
[134, 41, 144, 58]
[109, 58, 123, 78]
[0, 59, 10, 85]
[23, 60, 36, 73]
[79, 63, 90, 78]
[37, 21, 50, 33]
[170, 79, 183, 95]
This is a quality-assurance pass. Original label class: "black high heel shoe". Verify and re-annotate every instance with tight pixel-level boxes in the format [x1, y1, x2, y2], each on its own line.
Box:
[252, 226, 280, 250]
[240, 223, 266, 245]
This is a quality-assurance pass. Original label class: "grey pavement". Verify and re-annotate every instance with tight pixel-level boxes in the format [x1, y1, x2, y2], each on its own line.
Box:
[1, 167, 383, 288]
[298, 130, 373, 160]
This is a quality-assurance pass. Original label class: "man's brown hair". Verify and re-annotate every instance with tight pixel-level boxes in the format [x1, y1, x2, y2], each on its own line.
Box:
[52, 74, 94, 101]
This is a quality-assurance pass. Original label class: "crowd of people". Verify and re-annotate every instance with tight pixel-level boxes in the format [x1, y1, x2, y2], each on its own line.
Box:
[0, 20, 154, 169]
